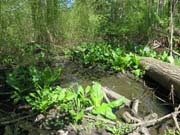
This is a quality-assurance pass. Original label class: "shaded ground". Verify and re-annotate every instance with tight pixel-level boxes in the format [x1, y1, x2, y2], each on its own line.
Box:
[0, 61, 175, 135]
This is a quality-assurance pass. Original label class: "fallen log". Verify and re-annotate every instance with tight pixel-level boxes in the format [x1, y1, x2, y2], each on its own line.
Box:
[139, 57, 180, 100]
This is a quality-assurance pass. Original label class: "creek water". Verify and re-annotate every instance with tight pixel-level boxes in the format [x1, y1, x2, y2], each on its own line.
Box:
[58, 61, 172, 134]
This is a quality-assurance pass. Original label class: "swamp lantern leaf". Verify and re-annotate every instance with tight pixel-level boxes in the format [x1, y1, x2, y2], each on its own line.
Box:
[91, 82, 103, 107]
[70, 110, 84, 123]
[85, 85, 91, 95]
[77, 85, 84, 96]
[54, 86, 66, 101]
[65, 91, 76, 101]
[168, 56, 174, 64]
[108, 97, 125, 108]
[92, 103, 116, 120]
[43, 67, 61, 87]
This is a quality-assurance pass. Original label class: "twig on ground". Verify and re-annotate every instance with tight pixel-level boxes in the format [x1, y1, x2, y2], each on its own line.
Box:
[173, 104, 180, 131]
[102, 87, 131, 107]
[122, 111, 141, 123]
[131, 99, 139, 116]
[132, 111, 180, 127]
[102, 89, 110, 103]
[0, 114, 36, 125]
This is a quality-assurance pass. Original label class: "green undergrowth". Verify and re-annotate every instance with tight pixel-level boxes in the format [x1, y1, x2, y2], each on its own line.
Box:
[136, 46, 170, 61]
[135, 46, 180, 65]
[5, 66, 133, 134]
[69, 43, 180, 78]
[69, 42, 144, 77]
[6, 66, 61, 103]
[164, 129, 180, 135]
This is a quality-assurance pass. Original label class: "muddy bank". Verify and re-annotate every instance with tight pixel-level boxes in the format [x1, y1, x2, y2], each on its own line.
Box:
[0, 61, 175, 135]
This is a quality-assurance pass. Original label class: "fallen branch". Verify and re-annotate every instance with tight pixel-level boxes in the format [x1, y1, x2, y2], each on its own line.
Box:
[103, 89, 110, 103]
[122, 111, 141, 123]
[173, 105, 180, 131]
[102, 87, 131, 107]
[132, 111, 180, 127]
[139, 57, 180, 100]
[165, 47, 180, 57]
[0, 114, 35, 125]
[129, 99, 151, 135]
[131, 99, 139, 117]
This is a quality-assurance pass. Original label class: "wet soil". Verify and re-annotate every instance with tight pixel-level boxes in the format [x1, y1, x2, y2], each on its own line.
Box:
[0, 61, 175, 135]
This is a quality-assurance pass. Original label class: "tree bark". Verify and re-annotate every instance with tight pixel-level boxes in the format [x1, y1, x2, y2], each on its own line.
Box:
[169, 0, 175, 56]
[140, 57, 180, 99]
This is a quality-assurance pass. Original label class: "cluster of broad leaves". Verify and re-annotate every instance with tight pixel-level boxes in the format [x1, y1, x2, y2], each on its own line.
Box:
[6, 66, 125, 123]
[135, 46, 180, 66]
[70, 42, 144, 77]
[135, 46, 180, 65]
[26, 82, 125, 122]
[6, 66, 61, 103]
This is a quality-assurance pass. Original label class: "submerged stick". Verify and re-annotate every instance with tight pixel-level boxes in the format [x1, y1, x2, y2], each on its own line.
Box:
[131, 99, 139, 117]
[102, 87, 131, 107]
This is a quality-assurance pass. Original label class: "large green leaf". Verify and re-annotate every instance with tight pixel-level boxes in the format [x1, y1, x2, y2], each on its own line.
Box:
[108, 97, 125, 108]
[90, 82, 103, 107]
[92, 103, 116, 120]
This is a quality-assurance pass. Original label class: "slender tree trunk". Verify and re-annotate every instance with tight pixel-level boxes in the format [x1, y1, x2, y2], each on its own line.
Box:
[0, 1, 4, 43]
[0, 1, 1, 22]
[31, 0, 57, 44]
[0, 0, 2, 42]
[157, 0, 165, 15]
[157, 0, 160, 15]
[169, 0, 175, 56]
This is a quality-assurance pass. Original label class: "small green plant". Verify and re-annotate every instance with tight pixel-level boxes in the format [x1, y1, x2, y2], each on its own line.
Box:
[25, 86, 66, 112]
[6, 66, 61, 103]
[7, 65, 125, 124]
[26, 81, 125, 123]
[164, 129, 180, 135]
[135, 46, 177, 64]
[105, 121, 135, 135]
[6, 66, 34, 103]
[90, 82, 125, 120]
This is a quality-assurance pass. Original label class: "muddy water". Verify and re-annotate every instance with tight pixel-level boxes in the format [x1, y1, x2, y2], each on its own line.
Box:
[60, 62, 170, 116]
[59, 62, 172, 134]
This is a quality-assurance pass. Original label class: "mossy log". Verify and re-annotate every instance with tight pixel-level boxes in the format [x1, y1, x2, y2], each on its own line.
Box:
[139, 57, 180, 99]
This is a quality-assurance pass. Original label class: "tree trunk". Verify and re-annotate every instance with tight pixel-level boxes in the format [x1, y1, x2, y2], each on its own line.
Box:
[169, 0, 175, 56]
[140, 57, 180, 99]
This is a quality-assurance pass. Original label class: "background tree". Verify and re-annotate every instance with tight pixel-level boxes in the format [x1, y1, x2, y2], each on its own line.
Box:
[0, 0, 179, 67]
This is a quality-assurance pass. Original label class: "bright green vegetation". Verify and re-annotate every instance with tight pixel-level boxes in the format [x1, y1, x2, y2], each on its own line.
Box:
[70, 43, 144, 77]
[6, 66, 126, 125]
[136, 46, 179, 65]
[1, 0, 180, 134]
[0, 0, 180, 68]
[164, 129, 180, 135]
[26, 82, 125, 121]
[105, 121, 136, 135]
[6, 66, 61, 103]
[70, 43, 180, 77]
[136, 46, 170, 61]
